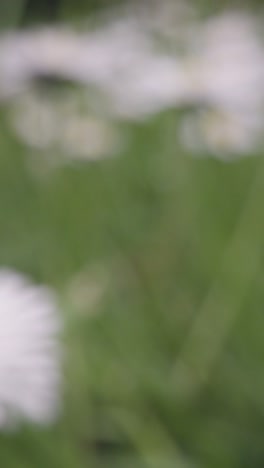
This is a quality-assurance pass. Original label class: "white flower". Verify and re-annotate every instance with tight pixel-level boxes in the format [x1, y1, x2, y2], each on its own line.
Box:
[8, 91, 122, 162]
[60, 114, 122, 161]
[0, 28, 87, 99]
[179, 12, 264, 156]
[180, 109, 263, 158]
[9, 92, 59, 150]
[193, 12, 264, 113]
[0, 269, 61, 428]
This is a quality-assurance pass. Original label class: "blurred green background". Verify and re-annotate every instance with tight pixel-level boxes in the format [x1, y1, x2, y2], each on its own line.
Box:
[1, 1, 264, 467]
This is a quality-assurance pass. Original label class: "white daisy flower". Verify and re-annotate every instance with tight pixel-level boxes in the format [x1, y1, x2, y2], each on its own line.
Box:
[0, 269, 61, 428]
[59, 114, 122, 161]
[194, 12, 264, 113]
[180, 109, 263, 158]
[0, 28, 87, 99]
[8, 92, 59, 150]
[179, 12, 264, 156]
[8, 90, 122, 162]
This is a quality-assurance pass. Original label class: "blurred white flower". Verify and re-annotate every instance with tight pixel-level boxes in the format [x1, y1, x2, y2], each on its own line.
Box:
[0, 28, 88, 99]
[0, 5, 264, 157]
[60, 115, 122, 161]
[179, 12, 264, 156]
[193, 12, 264, 113]
[105, 55, 191, 119]
[9, 91, 122, 162]
[180, 109, 263, 158]
[9, 92, 59, 150]
[0, 269, 61, 428]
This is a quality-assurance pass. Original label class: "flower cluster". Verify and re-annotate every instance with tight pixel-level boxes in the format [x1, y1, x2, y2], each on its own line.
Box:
[0, 3, 263, 158]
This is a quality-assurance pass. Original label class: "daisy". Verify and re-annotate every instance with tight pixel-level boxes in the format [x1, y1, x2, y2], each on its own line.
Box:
[180, 109, 263, 158]
[0, 269, 61, 428]
[179, 11, 264, 156]
[8, 90, 122, 162]
[195, 12, 264, 114]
